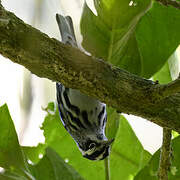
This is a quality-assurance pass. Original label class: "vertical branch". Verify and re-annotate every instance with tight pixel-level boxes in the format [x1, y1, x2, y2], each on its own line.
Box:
[158, 128, 172, 180]
[104, 157, 110, 180]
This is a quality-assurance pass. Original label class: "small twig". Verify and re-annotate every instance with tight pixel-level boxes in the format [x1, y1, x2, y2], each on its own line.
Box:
[153, 76, 180, 100]
[156, 0, 180, 9]
[104, 157, 110, 180]
[161, 77, 180, 97]
[162, 77, 180, 97]
[158, 128, 172, 180]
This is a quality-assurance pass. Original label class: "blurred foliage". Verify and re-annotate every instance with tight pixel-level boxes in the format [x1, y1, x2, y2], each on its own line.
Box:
[1, 0, 180, 179]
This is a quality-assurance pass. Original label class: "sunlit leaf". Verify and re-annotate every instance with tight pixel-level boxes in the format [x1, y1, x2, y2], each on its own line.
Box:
[0, 104, 27, 174]
[168, 51, 180, 81]
[110, 116, 151, 180]
[22, 143, 45, 164]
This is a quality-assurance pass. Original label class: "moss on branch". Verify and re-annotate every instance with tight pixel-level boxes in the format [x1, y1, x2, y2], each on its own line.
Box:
[0, 4, 180, 132]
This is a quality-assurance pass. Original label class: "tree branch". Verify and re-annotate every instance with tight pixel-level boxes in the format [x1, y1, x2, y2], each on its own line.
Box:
[158, 128, 172, 180]
[155, 76, 180, 99]
[156, 0, 180, 9]
[0, 4, 180, 132]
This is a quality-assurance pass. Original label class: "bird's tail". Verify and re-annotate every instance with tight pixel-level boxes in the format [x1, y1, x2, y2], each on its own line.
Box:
[56, 14, 77, 47]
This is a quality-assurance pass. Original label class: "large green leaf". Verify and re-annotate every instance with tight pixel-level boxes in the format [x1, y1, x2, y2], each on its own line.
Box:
[134, 136, 180, 180]
[136, 2, 180, 78]
[81, 0, 151, 76]
[30, 148, 84, 180]
[0, 104, 27, 174]
[42, 103, 151, 180]
[110, 116, 151, 180]
[81, 1, 180, 78]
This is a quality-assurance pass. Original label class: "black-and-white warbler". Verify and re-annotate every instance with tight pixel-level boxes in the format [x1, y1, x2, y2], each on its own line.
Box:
[56, 14, 114, 161]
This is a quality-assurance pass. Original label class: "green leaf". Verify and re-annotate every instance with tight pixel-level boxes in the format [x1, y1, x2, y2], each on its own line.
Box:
[22, 143, 45, 164]
[153, 62, 172, 84]
[168, 51, 180, 81]
[134, 136, 180, 180]
[104, 108, 120, 180]
[0, 104, 27, 172]
[31, 148, 84, 180]
[0, 170, 34, 180]
[42, 103, 151, 180]
[110, 116, 151, 180]
[0, 172, 26, 180]
[172, 131, 179, 139]
[81, 1, 180, 78]
[136, 2, 180, 78]
[106, 107, 120, 140]
[41, 103, 105, 180]
[153, 49, 179, 84]
[81, 0, 151, 76]
[43, 102, 55, 112]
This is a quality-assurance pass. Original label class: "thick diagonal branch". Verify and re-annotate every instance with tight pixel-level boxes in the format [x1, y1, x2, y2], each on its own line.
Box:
[0, 4, 180, 132]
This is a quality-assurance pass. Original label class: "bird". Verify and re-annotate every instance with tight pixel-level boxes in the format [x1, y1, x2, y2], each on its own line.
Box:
[56, 14, 114, 160]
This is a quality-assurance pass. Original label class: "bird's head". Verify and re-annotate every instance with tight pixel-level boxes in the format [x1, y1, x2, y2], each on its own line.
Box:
[78, 138, 114, 161]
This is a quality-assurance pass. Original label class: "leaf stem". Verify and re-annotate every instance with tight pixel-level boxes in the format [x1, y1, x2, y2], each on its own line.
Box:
[104, 157, 110, 180]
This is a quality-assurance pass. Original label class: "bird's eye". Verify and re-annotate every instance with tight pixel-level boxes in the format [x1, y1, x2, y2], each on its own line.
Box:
[89, 143, 96, 149]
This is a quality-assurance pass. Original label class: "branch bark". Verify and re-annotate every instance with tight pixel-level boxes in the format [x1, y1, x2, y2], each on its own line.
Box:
[156, 0, 180, 9]
[0, 4, 180, 132]
[158, 128, 172, 180]
[155, 76, 180, 99]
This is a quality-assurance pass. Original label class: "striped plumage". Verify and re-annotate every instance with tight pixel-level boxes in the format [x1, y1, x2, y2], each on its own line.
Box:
[56, 14, 113, 160]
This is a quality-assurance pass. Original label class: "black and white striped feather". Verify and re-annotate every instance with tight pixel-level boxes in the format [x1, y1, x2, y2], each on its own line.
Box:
[56, 14, 113, 161]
